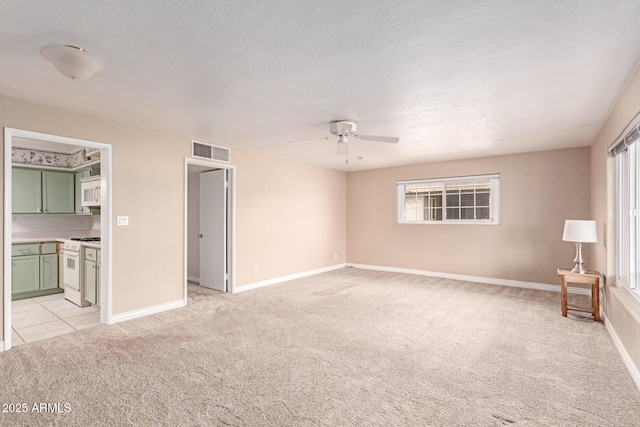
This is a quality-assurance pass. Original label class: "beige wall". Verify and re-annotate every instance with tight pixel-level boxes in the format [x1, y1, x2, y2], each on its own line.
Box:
[233, 148, 346, 284]
[1, 95, 347, 342]
[590, 66, 640, 375]
[347, 147, 591, 285]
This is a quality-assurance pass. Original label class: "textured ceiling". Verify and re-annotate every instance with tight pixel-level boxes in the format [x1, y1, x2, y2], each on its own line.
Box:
[1, 1, 640, 171]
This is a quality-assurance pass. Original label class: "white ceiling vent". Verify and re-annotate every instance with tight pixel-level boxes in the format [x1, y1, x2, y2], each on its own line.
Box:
[192, 140, 230, 163]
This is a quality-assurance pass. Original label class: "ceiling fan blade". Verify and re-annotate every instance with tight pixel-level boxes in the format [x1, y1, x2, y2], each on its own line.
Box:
[357, 134, 399, 144]
[287, 136, 330, 144]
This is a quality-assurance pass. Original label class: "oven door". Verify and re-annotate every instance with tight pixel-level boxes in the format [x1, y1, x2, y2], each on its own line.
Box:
[63, 251, 80, 291]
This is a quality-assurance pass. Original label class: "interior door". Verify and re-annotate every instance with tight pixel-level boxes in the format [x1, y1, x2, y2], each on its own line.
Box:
[199, 169, 227, 291]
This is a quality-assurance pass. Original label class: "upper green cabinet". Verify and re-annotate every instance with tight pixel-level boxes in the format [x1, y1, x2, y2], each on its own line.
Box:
[12, 168, 75, 214]
[12, 168, 42, 213]
[42, 170, 74, 213]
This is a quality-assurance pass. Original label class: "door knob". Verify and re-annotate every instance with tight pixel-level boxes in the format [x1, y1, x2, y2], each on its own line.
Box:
[198, 234, 203, 238]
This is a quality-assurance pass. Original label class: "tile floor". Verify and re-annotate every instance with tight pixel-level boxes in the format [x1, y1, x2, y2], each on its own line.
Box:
[12, 292, 100, 346]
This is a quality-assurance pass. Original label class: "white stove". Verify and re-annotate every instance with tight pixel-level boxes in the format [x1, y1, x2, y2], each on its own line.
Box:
[69, 237, 101, 242]
[63, 237, 99, 307]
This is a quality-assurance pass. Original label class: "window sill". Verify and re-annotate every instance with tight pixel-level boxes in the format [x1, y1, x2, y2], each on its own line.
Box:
[609, 282, 640, 324]
[398, 220, 500, 226]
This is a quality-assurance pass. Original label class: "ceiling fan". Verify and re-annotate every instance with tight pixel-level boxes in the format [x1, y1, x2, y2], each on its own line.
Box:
[289, 120, 399, 163]
[327, 120, 399, 145]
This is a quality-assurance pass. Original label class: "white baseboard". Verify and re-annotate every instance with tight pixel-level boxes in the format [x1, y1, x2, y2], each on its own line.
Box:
[187, 275, 200, 283]
[347, 263, 591, 295]
[604, 314, 640, 391]
[234, 264, 346, 293]
[110, 299, 186, 324]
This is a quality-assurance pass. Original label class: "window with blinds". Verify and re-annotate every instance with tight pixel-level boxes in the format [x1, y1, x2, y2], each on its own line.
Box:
[610, 121, 640, 294]
[397, 174, 500, 224]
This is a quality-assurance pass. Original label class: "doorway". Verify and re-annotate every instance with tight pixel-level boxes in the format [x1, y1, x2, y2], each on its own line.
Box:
[3, 128, 112, 351]
[184, 158, 235, 300]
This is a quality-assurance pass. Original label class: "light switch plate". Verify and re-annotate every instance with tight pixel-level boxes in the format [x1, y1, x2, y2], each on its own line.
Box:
[117, 216, 129, 226]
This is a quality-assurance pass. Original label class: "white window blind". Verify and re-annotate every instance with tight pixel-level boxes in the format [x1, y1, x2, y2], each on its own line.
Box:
[611, 118, 640, 294]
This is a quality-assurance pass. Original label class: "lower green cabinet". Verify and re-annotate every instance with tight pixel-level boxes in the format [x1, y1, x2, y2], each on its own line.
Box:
[84, 248, 100, 305]
[12, 242, 61, 299]
[96, 260, 100, 305]
[40, 254, 59, 290]
[12, 255, 40, 294]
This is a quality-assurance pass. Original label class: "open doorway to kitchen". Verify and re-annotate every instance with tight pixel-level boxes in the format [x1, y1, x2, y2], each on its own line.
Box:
[3, 128, 112, 351]
[184, 158, 235, 304]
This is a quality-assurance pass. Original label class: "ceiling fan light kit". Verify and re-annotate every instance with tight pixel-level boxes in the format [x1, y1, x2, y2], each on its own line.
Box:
[40, 44, 104, 80]
[288, 120, 400, 165]
[329, 120, 399, 144]
[330, 120, 358, 138]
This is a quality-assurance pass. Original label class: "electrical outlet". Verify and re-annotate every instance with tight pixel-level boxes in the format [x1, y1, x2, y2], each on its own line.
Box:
[254, 265, 259, 273]
[334, 253, 338, 259]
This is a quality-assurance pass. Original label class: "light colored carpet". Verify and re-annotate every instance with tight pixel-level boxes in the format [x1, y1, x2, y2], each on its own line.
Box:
[1, 267, 639, 426]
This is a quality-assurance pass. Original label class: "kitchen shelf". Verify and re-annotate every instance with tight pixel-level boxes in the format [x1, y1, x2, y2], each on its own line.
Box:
[85, 149, 101, 160]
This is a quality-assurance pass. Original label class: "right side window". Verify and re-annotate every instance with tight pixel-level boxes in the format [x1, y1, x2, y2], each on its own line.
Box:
[614, 128, 640, 295]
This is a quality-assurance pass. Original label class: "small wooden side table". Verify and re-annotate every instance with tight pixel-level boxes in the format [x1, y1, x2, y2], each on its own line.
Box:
[557, 268, 601, 321]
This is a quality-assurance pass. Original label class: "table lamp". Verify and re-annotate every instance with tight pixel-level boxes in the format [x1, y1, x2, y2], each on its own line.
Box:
[562, 220, 598, 274]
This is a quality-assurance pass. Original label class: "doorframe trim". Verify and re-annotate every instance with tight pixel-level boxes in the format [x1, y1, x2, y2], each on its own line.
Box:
[3, 127, 113, 351]
[183, 158, 236, 303]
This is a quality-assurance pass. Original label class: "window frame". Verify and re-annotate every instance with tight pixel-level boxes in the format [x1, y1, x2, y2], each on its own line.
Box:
[397, 174, 500, 225]
[613, 132, 640, 297]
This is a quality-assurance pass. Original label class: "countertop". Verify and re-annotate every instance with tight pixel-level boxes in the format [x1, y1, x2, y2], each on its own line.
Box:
[12, 237, 67, 243]
[12, 231, 101, 247]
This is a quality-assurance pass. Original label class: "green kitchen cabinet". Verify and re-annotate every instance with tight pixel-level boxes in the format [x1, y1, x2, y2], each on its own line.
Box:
[12, 168, 75, 214]
[84, 247, 100, 305]
[11, 242, 40, 256]
[84, 259, 97, 305]
[12, 168, 43, 213]
[42, 170, 75, 213]
[59, 251, 64, 290]
[12, 254, 40, 294]
[40, 254, 59, 290]
[96, 250, 101, 305]
[12, 242, 61, 299]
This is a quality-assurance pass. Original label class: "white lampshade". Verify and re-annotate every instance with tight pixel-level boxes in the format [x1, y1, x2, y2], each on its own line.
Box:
[40, 45, 104, 80]
[562, 220, 598, 243]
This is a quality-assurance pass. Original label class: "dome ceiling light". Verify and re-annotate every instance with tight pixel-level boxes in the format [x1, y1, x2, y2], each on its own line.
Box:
[40, 44, 104, 80]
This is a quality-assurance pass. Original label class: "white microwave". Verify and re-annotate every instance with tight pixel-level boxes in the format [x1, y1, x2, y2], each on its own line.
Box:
[81, 176, 101, 207]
